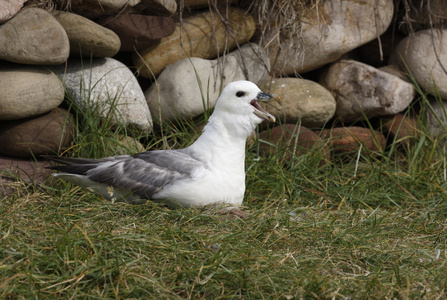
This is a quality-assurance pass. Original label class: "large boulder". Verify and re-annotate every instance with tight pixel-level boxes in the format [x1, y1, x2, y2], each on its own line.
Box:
[261, 0, 393, 75]
[0, 7, 69, 65]
[145, 43, 270, 122]
[0, 64, 65, 120]
[320, 60, 415, 123]
[133, 7, 256, 78]
[259, 78, 336, 128]
[52, 58, 153, 134]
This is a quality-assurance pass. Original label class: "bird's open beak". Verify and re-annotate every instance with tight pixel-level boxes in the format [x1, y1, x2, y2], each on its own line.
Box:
[250, 92, 279, 122]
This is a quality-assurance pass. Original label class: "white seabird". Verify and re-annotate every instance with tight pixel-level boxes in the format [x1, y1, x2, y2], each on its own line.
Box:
[46, 80, 276, 208]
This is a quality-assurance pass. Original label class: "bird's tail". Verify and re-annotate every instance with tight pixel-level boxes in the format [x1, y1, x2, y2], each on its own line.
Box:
[42, 155, 99, 175]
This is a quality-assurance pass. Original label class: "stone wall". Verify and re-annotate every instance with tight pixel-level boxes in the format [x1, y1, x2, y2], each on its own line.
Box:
[0, 0, 446, 191]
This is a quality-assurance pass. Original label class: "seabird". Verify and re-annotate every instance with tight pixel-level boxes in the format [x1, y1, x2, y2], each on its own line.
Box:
[46, 80, 276, 208]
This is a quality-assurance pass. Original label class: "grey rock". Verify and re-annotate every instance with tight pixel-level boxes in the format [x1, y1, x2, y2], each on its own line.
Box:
[259, 77, 336, 128]
[53, 58, 153, 134]
[390, 29, 447, 99]
[0, 0, 26, 23]
[146, 43, 270, 122]
[426, 99, 447, 139]
[320, 60, 415, 123]
[0, 64, 65, 120]
[0, 7, 69, 65]
[52, 11, 121, 58]
[261, 0, 393, 75]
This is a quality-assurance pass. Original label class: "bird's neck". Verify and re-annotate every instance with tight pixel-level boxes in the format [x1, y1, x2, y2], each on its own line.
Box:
[189, 114, 254, 167]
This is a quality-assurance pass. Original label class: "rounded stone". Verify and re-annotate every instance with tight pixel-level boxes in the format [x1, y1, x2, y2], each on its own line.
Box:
[146, 43, 270, 122]
[0, 7, 69, 65]
[425, 99, 447, 139]
[390, 29, 447, 99]
[0, 108, 75, 158]
[320, 127, 386, 155]
[133, 7, 256, 78]
[101, 14, 175, 51]
[258, 124, 330, 164]
[259, 78, 336, 128]
[52, 58, 153, 134]
[0, 0, 26, 23]
[380, 114, 418, 147]
[261, 0, 393, 75]
[0, 64, 65, 120]
[52, 10, 121, 58]
[320, 60, 415, 123]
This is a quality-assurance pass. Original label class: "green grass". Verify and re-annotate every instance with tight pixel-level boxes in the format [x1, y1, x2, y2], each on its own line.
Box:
[2, 158, 447, 299]
[2, 81, 447, 299]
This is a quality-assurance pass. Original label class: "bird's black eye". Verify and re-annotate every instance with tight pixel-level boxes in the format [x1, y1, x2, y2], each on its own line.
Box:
[236, 91, 245, 97]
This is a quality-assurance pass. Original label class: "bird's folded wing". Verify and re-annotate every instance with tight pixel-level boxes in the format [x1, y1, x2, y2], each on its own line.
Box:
[86, 149, 205, 199]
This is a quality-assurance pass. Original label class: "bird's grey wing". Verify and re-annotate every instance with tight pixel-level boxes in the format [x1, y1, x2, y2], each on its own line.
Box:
[86, 149, 204, 199]
[132, 148, 203, 173]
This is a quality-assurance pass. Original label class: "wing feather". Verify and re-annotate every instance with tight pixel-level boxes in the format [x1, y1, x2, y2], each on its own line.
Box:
[83, 149, 204, 199]
[46, 149, 205, 199]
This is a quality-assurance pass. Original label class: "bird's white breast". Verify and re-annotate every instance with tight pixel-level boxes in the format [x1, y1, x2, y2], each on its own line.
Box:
[153, 139, 247, 208]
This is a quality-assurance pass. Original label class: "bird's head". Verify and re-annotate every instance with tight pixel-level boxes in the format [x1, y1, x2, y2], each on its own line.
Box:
[213, 81, 276, 129]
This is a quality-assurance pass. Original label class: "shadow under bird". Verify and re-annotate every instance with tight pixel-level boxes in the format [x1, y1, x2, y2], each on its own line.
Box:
[45, 80, 277, 208]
